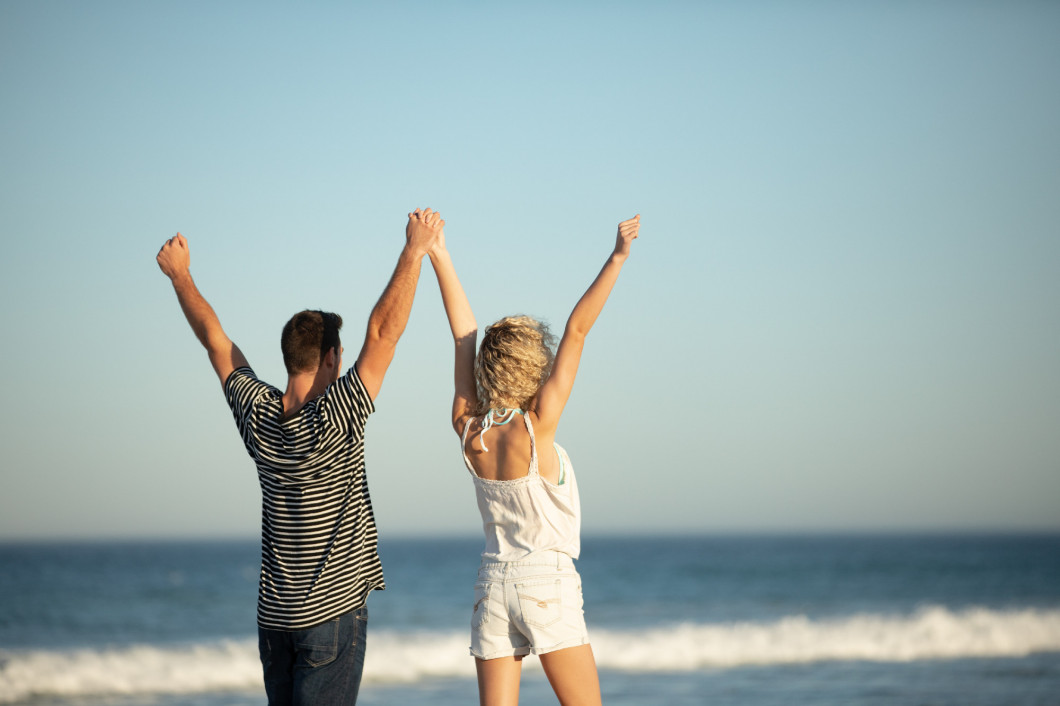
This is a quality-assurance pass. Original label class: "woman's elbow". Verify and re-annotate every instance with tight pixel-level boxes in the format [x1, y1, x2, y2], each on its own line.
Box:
[564, 321, 590, 342]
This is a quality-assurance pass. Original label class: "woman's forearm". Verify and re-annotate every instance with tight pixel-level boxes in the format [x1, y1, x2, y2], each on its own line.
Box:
[430, 248, 478, 341]
[566, 252, 627, 339]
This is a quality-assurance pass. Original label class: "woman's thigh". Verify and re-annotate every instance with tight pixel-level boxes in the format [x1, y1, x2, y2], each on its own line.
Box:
[475, 654, 524, 706]
[538, 644, 601, 706]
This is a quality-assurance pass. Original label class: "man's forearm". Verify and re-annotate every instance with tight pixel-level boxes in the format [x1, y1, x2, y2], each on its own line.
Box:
[365, 246, 424, 345]
[170, 273, 227, 351]
[157, 233, 246, 384]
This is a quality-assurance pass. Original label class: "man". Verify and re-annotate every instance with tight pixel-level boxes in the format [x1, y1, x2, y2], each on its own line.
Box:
[156, 208, 445, 705]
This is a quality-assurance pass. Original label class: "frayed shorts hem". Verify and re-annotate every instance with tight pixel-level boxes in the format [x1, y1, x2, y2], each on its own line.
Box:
[471, 636, 590, 661]
[470, 646, 532, 660]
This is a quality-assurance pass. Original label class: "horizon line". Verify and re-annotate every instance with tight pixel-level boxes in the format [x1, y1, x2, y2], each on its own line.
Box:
[3, 527, 1060, 544]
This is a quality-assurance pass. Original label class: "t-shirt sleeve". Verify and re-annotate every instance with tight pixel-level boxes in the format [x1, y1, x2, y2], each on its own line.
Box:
[224, 366, 269, 435]
[323, 364, 376, 437]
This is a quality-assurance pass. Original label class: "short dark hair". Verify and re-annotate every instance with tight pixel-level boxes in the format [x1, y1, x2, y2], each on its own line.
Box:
[281, 310, 343, 374]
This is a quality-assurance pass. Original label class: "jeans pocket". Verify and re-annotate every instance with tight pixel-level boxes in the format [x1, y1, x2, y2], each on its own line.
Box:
[516, 579, 562, 628]
[258, 631, 273, 671]
[298, 618, 339, 668]
[472, 583, 493, 628]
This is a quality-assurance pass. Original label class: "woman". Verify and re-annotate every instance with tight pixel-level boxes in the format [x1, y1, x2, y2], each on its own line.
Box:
[426, 207, 640, 706]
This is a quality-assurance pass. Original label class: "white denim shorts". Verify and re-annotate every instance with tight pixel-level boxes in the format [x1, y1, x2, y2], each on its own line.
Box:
[470, 550, 589, 660]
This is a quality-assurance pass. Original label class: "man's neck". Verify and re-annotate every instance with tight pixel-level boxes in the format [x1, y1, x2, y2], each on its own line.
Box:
[281, 369, 334, 420]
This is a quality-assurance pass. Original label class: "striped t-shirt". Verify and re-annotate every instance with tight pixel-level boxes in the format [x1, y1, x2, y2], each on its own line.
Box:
[224, 365, 384, 630]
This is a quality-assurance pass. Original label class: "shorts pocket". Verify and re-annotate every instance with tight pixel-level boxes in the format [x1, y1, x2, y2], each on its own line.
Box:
[516, 579, 562, 628]
[472, 582, 493, 628]
[297, 618, 339, 668]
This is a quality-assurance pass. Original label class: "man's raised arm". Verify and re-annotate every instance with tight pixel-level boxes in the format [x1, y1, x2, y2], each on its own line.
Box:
[157, 233, 249, 386]
[355, 208, 443, 401]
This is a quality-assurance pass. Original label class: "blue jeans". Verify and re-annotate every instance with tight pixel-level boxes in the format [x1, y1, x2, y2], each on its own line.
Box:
[258, 607, 368, 706]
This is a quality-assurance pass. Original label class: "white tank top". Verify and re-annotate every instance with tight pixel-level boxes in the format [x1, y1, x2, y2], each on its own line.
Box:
[461, 411, 581, 561]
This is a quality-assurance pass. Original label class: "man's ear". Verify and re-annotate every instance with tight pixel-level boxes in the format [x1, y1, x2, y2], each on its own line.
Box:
[323, 346, 338, 369]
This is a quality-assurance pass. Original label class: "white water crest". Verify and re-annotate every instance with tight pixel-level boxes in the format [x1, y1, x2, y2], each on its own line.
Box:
[0, 640, 262, 703]
[591, 605, 1060, 671]
[2, 606, 1058, 702]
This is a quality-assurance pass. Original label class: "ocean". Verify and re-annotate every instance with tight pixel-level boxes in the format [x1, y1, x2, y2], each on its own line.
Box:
[1, 535, 1058, 705]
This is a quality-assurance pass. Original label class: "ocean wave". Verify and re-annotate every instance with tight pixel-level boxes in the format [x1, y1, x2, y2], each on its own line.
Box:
[590, 605, 1060, 671]
[1, 606, 1058, 702]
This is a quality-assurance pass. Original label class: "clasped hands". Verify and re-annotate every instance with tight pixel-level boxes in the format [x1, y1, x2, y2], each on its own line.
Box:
[407, 207, 446, 257]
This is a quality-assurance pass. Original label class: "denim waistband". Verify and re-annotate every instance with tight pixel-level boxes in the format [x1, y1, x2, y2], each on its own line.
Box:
[478, 549, 576, 572]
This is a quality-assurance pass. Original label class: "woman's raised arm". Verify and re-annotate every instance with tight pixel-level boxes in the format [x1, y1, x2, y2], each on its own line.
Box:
[428, 219, 479, 434]
[533, 215, 640, 431]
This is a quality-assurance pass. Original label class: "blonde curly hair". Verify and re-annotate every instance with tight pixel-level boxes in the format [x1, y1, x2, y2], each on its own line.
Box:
[475, 315, 557, 414]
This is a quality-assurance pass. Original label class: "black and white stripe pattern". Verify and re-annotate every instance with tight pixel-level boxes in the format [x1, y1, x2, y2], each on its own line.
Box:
[225, 366, 383, 630]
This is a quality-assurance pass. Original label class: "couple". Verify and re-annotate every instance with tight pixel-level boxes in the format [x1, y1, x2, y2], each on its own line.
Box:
[156, 208, 640, 706]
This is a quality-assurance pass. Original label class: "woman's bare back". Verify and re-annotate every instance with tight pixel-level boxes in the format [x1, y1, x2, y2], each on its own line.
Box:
[463, 411, 561, 484]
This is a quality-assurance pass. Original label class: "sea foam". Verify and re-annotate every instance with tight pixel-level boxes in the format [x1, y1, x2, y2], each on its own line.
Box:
[1, 606, 1058, 702]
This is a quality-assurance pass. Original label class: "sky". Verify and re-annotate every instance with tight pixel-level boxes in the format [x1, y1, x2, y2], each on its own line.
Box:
[1, 1, 1057, 540]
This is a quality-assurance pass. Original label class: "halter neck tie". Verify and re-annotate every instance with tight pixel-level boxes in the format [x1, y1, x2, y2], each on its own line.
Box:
[477, 408, 523, 452]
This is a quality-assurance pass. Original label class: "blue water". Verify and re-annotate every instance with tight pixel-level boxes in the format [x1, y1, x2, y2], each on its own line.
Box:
[1, 535, 1059, 705]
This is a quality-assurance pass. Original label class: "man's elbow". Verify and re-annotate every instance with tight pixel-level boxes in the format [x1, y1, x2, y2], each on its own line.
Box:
[366, 320, 406, 348]
[202, 332, 232, 355]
